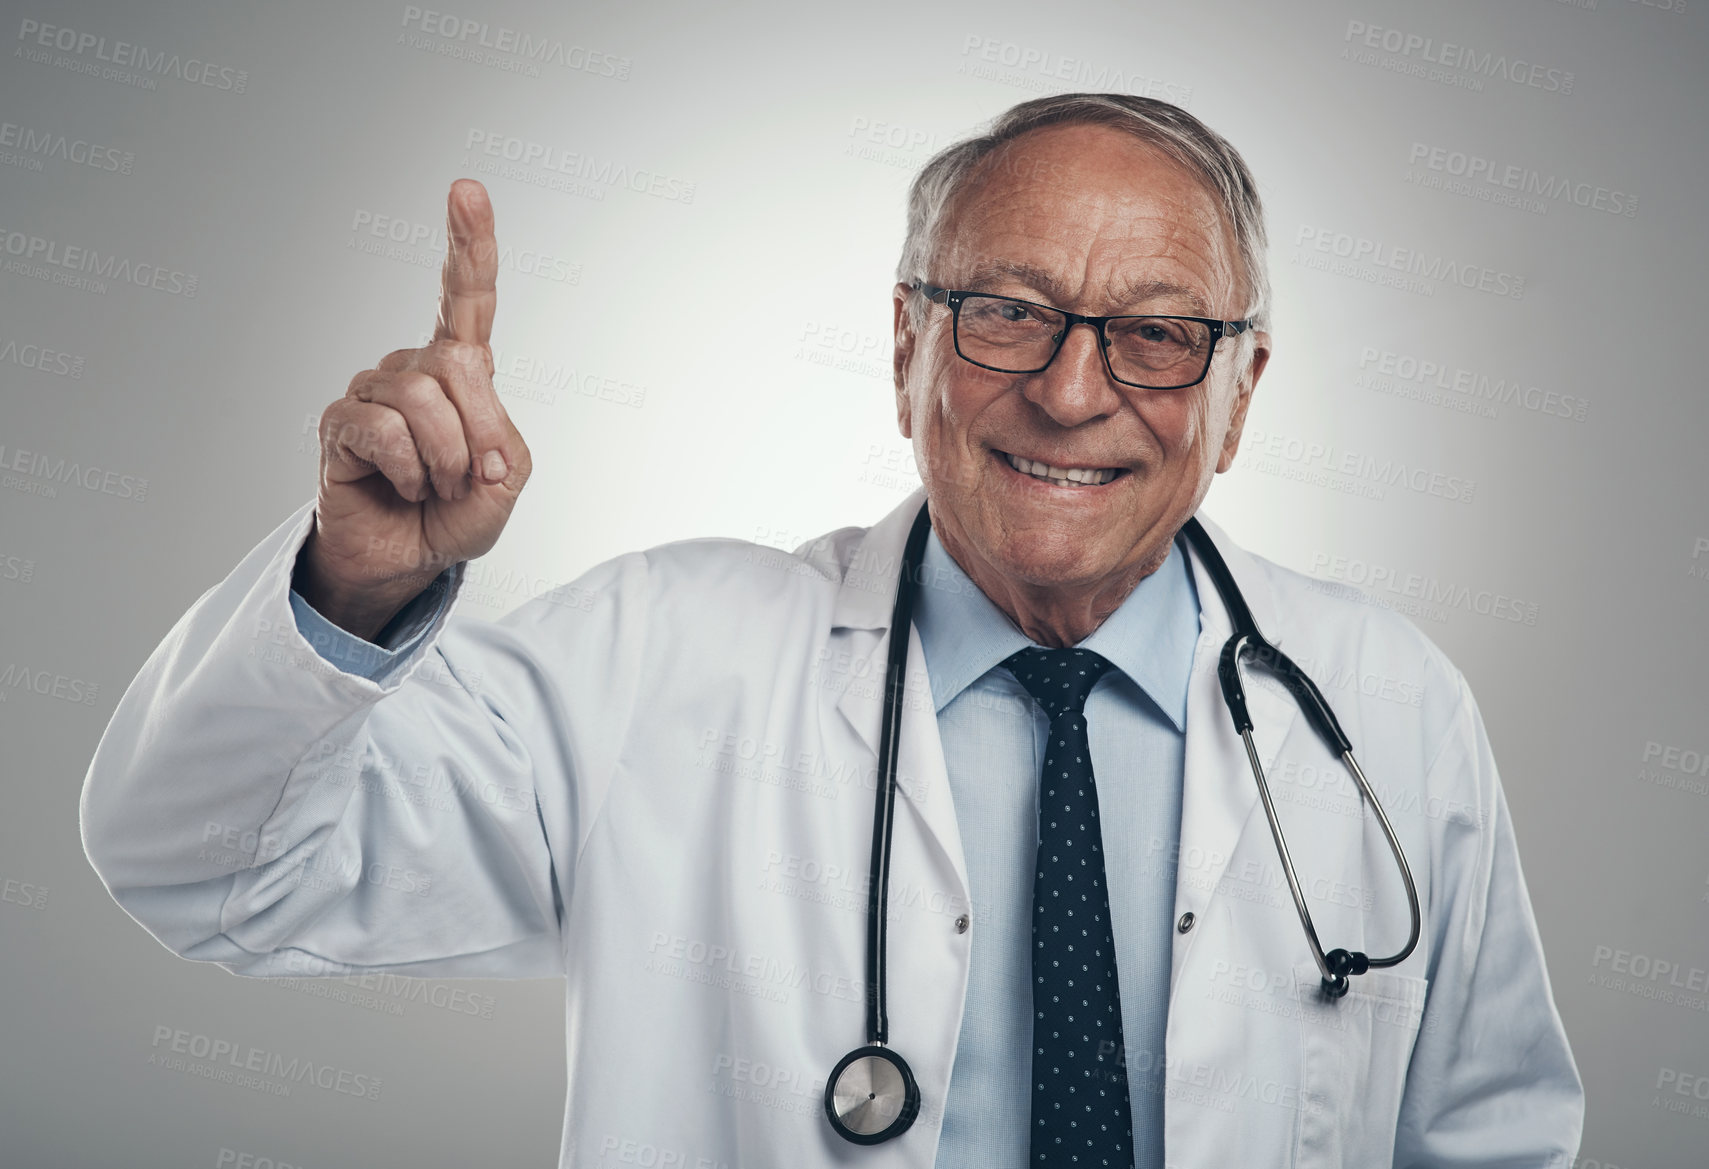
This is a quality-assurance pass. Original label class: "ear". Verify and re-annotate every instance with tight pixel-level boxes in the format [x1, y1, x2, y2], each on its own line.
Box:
[892, 282, 917, 439]
[1216, 330, 1270, 474]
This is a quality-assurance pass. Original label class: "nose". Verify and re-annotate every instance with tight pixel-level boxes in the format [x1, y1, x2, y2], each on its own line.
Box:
[1021, 320, 1123, 427]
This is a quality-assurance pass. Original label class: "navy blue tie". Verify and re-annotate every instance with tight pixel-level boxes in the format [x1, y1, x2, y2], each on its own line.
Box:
[1004, 646, 1133, 1168]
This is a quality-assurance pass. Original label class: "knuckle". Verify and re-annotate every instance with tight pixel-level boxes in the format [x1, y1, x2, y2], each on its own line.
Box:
[376, 347, 421, 373]
[394, 369, 445, 408]
[332, 417, 381, 455]
[433, 338, 489, 369]
[443, 354, 498, 402]
[380, 415, 419, 456]
[422, 432, 466, 472]
[319, 400, 364, 443]
[340, 409, 406, 458]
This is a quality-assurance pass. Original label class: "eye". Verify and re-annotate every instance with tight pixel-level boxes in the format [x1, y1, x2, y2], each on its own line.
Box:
[1110, 317, 1197, 348]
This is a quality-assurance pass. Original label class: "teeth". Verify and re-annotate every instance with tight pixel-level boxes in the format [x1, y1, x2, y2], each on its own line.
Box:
[1004, 452, 1117, 487]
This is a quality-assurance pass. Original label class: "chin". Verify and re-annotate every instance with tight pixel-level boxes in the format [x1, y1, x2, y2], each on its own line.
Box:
[984, 525, 1127, 589]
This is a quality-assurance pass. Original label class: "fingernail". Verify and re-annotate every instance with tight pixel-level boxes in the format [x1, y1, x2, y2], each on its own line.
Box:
[482, 449, 507, 481]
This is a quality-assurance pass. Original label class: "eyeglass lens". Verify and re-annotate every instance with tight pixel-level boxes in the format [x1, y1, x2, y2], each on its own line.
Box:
[954, 294, 1215, 388]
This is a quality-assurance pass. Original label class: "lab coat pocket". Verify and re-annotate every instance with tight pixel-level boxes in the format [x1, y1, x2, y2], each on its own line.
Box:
[1290, 962, 1429, 1168]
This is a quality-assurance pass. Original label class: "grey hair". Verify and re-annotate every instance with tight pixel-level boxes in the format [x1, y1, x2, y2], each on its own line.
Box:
[896, 93, 1271, 336]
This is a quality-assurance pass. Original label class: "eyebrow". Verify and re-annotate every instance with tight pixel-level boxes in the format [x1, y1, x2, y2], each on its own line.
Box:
[961, 260, 1214, 317]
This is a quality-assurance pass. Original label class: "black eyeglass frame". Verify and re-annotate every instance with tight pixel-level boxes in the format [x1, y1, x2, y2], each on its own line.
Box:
[912, 279, 1253, 391]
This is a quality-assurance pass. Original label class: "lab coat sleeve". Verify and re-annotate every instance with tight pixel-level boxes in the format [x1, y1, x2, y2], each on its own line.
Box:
[1391, 675, 1584, 1167]
[286, 564, 453, 686]
[79, 499, 649, 981]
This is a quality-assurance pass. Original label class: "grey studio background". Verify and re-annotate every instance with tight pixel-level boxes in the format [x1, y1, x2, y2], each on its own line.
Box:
[0, 0, 1704, 1165]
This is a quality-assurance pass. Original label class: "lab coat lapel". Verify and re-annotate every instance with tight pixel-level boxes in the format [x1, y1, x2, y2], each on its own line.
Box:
[1171, 511, 1299, 988]
[823, 498, 1297, 991]
[827, 488, 968, 901]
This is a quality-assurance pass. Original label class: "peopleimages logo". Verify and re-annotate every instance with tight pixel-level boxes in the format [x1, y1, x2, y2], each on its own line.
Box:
[0, 335, 84, 379]
[1357, 347, 1588, 423]
[0, 119, 133, 174]
[1409, 143, 1637, 218]
[1642, 740, 1709, 778]
[1294, 225, 1524, 300]
[0, 441, 149, 502]
[463, 129, 696, 203]
[397, 6, 631, 79]
[1240, 427, 1477, 505]
[1308, 551, 1541, 626]
[149, 1025, 382, 1100]
[1342, 20, 1575, 94]
[0, 226, 197, 296]
[955, 34, 1192, 105]
[15, 18, 249, 92]
[403, 329, 647, 409]
[347, 209, 580, 285]
[0, 661, 99, 705]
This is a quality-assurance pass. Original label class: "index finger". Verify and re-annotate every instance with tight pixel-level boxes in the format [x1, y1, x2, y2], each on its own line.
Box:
[434, 178, 497, 345]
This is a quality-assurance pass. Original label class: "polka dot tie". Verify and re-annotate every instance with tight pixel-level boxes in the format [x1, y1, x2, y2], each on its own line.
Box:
[1003, 646, 1133, 1168]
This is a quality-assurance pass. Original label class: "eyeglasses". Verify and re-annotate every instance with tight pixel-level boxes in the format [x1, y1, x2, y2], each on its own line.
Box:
[912, 280, 1251, 391]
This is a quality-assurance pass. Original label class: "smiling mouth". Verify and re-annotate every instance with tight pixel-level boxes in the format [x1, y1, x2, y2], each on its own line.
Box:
[999, 450, 1125, 488]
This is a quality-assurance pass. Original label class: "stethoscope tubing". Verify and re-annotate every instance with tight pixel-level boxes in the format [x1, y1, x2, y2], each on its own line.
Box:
[1182, 520, 1423, 995]
[825, 504, 934, 1145]
[830, 502, 1426, 1144]
[863, 501, 935, 1047]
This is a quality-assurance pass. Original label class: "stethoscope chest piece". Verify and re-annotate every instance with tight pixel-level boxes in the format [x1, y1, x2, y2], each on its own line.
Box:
[824, 1045, 920, 1144]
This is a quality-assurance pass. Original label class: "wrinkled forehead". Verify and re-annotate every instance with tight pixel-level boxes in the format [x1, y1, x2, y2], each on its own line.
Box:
[931, 125, 1242, 309]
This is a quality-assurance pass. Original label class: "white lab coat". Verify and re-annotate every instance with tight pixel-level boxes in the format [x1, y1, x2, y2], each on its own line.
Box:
[81, 487, 1582, 1168]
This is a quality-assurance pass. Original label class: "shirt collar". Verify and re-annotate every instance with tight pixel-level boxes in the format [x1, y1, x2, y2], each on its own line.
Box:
[912, 526, 1201, 731]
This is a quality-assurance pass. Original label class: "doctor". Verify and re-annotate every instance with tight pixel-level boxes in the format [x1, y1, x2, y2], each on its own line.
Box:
[81, 94, 1582, 1167]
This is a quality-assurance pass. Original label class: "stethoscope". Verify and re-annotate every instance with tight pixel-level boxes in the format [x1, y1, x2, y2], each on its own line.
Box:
[824, 501, 1422, 1144]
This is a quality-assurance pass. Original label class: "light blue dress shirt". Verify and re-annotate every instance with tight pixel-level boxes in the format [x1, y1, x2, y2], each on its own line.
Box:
[289, 526, 1202, 1168]
[288, 570, 454, 684]
[912, 528, 1200, 1169]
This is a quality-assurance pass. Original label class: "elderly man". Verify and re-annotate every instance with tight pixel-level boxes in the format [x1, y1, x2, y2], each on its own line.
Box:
[82, 94, 1582, 1167]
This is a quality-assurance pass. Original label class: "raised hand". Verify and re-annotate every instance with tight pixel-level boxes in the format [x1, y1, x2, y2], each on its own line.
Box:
[295, 179, 532, 640]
